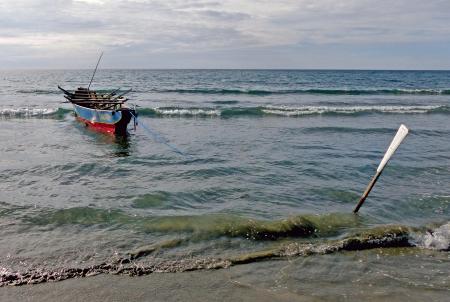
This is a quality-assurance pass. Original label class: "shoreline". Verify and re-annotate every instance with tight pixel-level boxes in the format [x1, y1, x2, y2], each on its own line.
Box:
[1, 266, 309, 302]
[2, 253, 448, 302]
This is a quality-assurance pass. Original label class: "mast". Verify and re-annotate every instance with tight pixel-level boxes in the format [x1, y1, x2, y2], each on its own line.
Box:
[87, 52, 103, 90]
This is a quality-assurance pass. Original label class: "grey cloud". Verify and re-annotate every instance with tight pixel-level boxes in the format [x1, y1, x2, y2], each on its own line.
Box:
[173, 1, 222, 10]
[0, 0, 450, 68]
[196, 10, 251, 21]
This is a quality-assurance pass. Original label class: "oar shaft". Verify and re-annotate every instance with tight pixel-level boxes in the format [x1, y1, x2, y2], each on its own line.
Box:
[111, 89, 132, 100]
[104, 87, 121, 98]
[352, 124, 409, 213]
[58, 85, 74, 97]
[353, 171, 382, 213]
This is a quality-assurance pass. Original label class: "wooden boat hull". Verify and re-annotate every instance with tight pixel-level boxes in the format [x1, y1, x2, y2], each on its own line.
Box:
[73, 103, 134, 135]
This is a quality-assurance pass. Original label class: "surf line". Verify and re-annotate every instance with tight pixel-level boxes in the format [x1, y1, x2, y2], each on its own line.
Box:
[129, 111, 191, 158]
[353, 124, 409, 213]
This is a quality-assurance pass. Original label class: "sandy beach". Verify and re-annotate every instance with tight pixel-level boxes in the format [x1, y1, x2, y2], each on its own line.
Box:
[1, 264, 307, 302]
[2, 251, 449, 302]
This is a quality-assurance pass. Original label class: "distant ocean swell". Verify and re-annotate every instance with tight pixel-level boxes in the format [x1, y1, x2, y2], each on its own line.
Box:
[16, 89, 61, 95]
[16, 88, 450, 96]
[1, 105, 449, 119]
[16, 89, 127, 95]
[151, 88, 450, 95]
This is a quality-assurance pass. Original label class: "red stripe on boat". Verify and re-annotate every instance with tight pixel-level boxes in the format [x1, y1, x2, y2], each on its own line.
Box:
[76, 116, 117, 134]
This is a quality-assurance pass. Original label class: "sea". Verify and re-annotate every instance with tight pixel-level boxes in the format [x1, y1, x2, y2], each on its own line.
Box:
[0, 70, 449, 300]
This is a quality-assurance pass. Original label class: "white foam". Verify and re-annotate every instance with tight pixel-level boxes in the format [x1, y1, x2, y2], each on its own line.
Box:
[262, 105, 441, 116]
[395, 88, 447, 94]
[0, 107, 58, 117]
[410, 222, 450, 250]
[154, 108, 221, 116]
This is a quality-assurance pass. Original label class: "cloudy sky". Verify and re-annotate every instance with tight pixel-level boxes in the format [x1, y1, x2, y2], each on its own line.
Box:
[1, 0, 450, 69]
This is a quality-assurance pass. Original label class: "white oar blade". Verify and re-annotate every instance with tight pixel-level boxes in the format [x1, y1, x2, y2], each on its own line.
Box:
[376, 124, 409, 173]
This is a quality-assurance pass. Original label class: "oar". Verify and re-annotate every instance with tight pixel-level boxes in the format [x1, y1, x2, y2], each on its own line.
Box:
[58, 85, 74, 97]
[103, 87, 121, 99]
[111, 89, 132, 101]
[353, 124, 409, 213]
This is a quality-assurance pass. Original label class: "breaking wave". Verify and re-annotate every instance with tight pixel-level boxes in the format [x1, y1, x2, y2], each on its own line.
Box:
[410, 222, 450, 250]
[139, 107, 221, 117]
[137, 105, 450, 117]
[3, 105, 448, 120]
[1, 222, 448, 286]
[0, 107, 68, 118]
[27, 208, 360, 240]
[152, 88, 450, 96]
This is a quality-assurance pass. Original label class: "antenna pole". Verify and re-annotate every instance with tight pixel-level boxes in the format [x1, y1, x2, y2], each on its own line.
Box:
[87, 52, 103, 90]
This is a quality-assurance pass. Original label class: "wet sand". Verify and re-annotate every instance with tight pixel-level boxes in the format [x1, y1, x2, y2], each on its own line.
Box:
[2, 253, 448, 302]
[0, 267, 308, 302]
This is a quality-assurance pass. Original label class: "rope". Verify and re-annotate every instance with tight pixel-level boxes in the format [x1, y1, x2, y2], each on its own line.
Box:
[130, 111, 191, 158]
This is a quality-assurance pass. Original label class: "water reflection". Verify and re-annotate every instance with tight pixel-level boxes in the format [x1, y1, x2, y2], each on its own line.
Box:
[113, 135, 132, 157]
[71, 119, 134, 157]
[95, 132, 134, 157]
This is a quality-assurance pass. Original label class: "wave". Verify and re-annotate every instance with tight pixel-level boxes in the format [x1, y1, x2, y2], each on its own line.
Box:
[23, 206, 450, 248]
[2, 104, 448, 120]
[13, 87, 450, 96]
[16, 88, 450, 96]
[410, 222, 450, 250]
[261, 105, 446, 116]
[137, 105, 450, 117]
[209, 100, 240, 105]
[0, 107, 69, 118]
[153, 88, 450, 96]
[2, 222, 448, 286]
[139, 107, 221, 117]
[16, 89, 61, 95]
[28, 208, 360, 240]
[300, 126, 450, 137]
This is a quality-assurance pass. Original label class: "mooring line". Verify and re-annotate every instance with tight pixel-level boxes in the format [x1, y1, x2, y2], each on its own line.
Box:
[130, 111, 191, 158]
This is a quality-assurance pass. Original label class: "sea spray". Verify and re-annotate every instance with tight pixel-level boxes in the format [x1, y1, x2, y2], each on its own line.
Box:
[410, 222, 450, 250]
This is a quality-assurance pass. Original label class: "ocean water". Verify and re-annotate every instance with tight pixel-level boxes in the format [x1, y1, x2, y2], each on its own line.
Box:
[0, 70, 449, 298]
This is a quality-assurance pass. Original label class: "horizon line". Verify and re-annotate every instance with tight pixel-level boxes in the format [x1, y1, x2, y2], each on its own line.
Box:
[1, 68, 450, 72]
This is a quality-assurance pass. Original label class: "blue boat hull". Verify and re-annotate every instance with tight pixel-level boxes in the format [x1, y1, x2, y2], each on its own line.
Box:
[73, 104, 134, 135]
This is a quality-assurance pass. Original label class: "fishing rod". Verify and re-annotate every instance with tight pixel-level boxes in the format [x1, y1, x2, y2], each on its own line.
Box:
[353, 124, 409, 213]
[87, 52, 103, 90]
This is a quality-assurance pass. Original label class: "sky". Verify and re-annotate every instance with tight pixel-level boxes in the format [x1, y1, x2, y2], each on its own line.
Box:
[1, 0, 450, 69]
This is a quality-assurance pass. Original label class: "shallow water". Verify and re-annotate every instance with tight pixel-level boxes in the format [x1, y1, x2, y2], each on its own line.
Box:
[0, 70, 448, 294]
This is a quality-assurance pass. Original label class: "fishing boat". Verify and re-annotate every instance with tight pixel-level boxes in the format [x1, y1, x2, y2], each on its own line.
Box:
[58, 53, 136, 135]
[58, 86, 136, 135]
